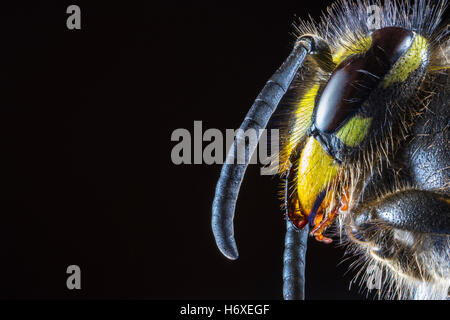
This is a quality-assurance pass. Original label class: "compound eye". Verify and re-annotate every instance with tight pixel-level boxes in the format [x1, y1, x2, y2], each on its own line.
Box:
[314, 27, 414, 134]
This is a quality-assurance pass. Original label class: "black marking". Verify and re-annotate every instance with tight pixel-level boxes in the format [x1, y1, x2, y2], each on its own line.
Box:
[308, 189, 327, 227]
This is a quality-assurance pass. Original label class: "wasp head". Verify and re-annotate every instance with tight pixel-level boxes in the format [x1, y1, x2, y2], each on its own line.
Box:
[283, 2, 449, 299]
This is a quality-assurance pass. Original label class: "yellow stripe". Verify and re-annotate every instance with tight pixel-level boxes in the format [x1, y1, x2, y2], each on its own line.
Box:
[332, 36, 372, 65]
[297, 137, 339, 213]
[336, 116, 372, 147]
[279, 84, 319, 172]
[429, 65, 450, 71]
[382, 35, 428, 88]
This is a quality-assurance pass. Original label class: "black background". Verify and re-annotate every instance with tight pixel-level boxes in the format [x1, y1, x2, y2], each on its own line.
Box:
[0, 0, 372, 299]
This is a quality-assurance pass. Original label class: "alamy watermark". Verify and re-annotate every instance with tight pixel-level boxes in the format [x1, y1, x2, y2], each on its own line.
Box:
[366, 265, 382, 290]
[171, 121, 280, 175]
[66, 5, 81, 30]
[367, 5, 382, 31]
[66, 265, 81, 290]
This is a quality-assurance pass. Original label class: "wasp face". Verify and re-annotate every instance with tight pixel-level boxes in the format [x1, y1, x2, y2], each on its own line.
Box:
[288, 26, 431, 239]
[212, 0, 449, 300]
[280, 1, 449, 298]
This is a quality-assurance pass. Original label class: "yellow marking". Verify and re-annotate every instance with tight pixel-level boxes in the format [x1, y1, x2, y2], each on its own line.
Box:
[383, 35, 428, 88]
[279, 37, 372, 172]
[332, 37, 372, 65]
[336, 116, 372, 147]
[297, 137, 339, 213]
[429, 65, 450, 71]
[279, 84, 319, 172]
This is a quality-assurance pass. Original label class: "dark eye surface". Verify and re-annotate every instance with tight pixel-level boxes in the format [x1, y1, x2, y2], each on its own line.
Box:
[314, 27, 414, 134]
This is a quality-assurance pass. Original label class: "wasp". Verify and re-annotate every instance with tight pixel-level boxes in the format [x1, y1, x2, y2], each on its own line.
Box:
[211, 0, 449, 299]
